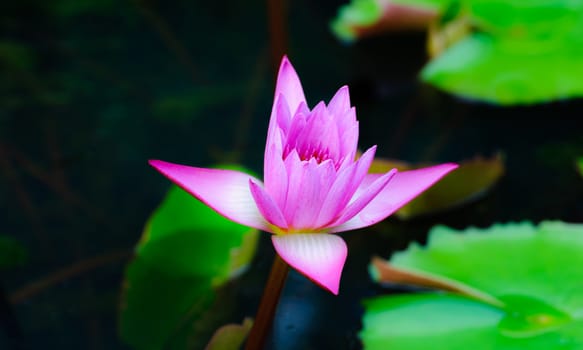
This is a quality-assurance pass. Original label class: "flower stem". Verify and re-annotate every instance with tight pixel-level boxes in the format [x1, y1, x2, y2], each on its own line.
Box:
[245, 254, 289, 350]
[266, 0, 288, 71]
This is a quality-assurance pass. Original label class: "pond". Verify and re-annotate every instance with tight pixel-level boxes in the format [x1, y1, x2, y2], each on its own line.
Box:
[0, 0, 582, 349]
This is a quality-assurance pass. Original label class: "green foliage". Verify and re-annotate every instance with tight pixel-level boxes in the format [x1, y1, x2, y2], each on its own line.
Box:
[330, 0, 443, 42]
[468, 0, 583, 39]
[204, 318, 253, 350]
[0, 41, 36, 71]
[362, 294, 504, 349]
[119, 183, 258, 350]
[331, 0, 583, 104]
[392, 0, 448, 10]
[330, 0, 384, 42]
[425, 0, 583, 104]
[422, 33, 583, 105]
[362, 221, 583, 349]
[0, 235, 27, 269]
[362, 293, 583, 349]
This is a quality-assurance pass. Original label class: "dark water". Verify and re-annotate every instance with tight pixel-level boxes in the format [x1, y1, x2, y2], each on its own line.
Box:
[1, 0, 582, 349]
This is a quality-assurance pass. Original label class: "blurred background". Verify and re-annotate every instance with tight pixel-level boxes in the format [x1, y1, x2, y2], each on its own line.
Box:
[0, 0, 582, 349]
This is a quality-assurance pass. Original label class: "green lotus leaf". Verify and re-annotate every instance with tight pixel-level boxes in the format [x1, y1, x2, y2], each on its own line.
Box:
[421, 32, 583, 104]
[119, 180, 258, 350]
[364, 221, 583, 349]
[331, 0, 385, 42]
[391, 0, 449, 10]
[368, 154, 504, 219]
[361, 293, 583, 349]
[386, 222, 583, 310]
[330, 0, 442, 42]
[468, 0, 583, 39]
[332, 0, 583, 104]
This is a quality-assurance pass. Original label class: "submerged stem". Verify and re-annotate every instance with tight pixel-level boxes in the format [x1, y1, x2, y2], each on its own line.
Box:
[245, 254, 289, 350]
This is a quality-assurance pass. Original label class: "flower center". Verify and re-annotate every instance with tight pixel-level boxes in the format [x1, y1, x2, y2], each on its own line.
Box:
[280, 103, 343, 167]
[298, 144, 330, 164]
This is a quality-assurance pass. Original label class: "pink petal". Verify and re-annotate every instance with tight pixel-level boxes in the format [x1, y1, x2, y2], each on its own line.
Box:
[264, 143, 288, 209]
[280, 152, 333, 229]
[274, 56, 307, 115]
[338, 125, 359, 169]
[345, 145, 377, 197]
[313, 162, 358, 227]
[149, 160, 272, 232]
[249, 179, 288, 229]
[330, 168, 397, 227]
[283, 112, 308, 156]
[294, 102, 341, 164]
[281, 150, 305, 224]
[265, 95, 291, 153]
[315, 146, 376, 227]
[295, 101, 310, 116]
[288, 159, 335, 229]
[330, 163, 459, 233]
[273, 94, 292, 136]
[327, 85, 351, 117]
[265, 57, 306, 158]
[327, 87, 358, 165]
[272, 233, 347, 294]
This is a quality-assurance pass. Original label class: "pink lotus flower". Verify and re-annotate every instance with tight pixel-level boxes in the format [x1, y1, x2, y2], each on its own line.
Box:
[149, 56, 457, 295]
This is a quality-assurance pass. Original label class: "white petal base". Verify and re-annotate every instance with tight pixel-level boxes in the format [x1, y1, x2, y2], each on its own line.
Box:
[272, 233, 347, 295]
[149, 160, 271, 232]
